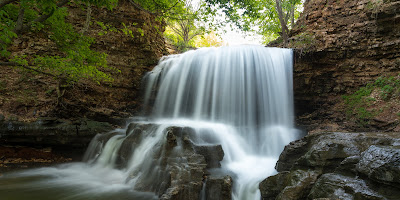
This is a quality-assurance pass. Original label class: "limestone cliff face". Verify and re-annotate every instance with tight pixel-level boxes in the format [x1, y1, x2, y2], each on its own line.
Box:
[291, 0, 400, 117]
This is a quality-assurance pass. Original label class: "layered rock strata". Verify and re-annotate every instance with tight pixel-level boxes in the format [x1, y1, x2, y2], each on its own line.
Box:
[289, 0, 400, 118]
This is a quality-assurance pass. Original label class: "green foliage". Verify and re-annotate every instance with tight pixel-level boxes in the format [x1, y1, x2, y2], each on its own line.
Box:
[121, 22, 134, 38]
[96, 21, 118, 36]
[373, 76, 400, 100]
[0, 0, 120, 89]
[0, 4, 18, 57]
[204, 0, 303, 44]
[137, 27, 144, 36]
[288, 32, 316, 53]
[343, 85, 373, 110]
[161, 0, 205, 51]
[131, 0, 187, 19]
[343, 75, 400, 127]
[193, 31, 223, 47]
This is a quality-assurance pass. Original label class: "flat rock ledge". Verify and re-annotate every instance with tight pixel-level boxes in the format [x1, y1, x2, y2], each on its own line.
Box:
[0, 118, 114, 148]
[260, 132, 400, 200]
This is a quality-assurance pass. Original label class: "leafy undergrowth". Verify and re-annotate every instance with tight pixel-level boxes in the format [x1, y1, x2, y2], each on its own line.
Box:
[342, 75, 400, 129]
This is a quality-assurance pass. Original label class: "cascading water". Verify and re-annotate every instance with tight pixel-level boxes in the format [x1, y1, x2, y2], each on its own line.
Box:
[0, 45, 300, 200]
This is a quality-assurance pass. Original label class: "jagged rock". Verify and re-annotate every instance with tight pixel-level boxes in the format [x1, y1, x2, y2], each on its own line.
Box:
[308, 173, 385, 200]
[108, 123, 227, 199]
[204, 175, 232, 200]
[194, 144, 224, 168]
[356, 145, 400, 186]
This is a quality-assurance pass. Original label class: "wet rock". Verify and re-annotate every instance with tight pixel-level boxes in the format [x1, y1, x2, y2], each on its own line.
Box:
[308, 173, 385, 200]
[260, 170, 320, 200]
[296, 133, 361, 172]
[260, 132, 400, 199]
[335, 155, 360, 176]
[276, 137, 311, 171]
[194, 144, 224, 168]
[276, 132, 400, 173]
[205, 175, 232, 200]
[111, 123, 222, 199]
[259, 171, 290, 199]
[356, 145, 400, 186]
[276, 170, 320, 200]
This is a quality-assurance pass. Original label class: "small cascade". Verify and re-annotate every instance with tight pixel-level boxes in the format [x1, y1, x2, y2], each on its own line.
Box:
[0, 45, 300, 200]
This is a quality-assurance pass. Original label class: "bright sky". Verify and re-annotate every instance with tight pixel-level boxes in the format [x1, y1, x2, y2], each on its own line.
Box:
[221, 30, 263, 46]
[190, 0, 264, 46]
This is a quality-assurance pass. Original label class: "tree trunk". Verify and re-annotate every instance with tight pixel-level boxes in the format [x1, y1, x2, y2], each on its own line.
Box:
[275, 0, 288, 46]
[80, 3, 92, 35]
[291, 2, 295, 27]
[14, 8, 24, 33]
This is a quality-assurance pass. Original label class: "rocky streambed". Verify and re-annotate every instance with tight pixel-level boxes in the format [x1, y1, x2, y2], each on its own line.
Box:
[259, 132, 400, 200]
[2, 117, 400, 200]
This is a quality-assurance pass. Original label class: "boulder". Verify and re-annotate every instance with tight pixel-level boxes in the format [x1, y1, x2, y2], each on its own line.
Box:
[356, 145, 400, 187]
[260, 132, 400, 200]
[276, 132, 400, 173]
[308, 173, 385, 200]
[259, 170, 320, 200]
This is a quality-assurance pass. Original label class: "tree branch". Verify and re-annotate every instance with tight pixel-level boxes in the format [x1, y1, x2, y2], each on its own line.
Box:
[0, 0, 17, 9]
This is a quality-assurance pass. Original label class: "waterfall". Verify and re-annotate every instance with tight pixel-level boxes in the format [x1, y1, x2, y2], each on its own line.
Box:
[144, 45, 299, 199]
[0, 45, 300, 200]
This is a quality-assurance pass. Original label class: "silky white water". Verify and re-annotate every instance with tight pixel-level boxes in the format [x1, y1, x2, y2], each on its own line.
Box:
[0, 45, 300, 200]
[144, 45, 299, 199]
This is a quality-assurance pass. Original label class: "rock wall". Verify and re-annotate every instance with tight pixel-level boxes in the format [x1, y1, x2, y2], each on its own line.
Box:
[290, 0, 400, 117]
[0, 0, 167, 124]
